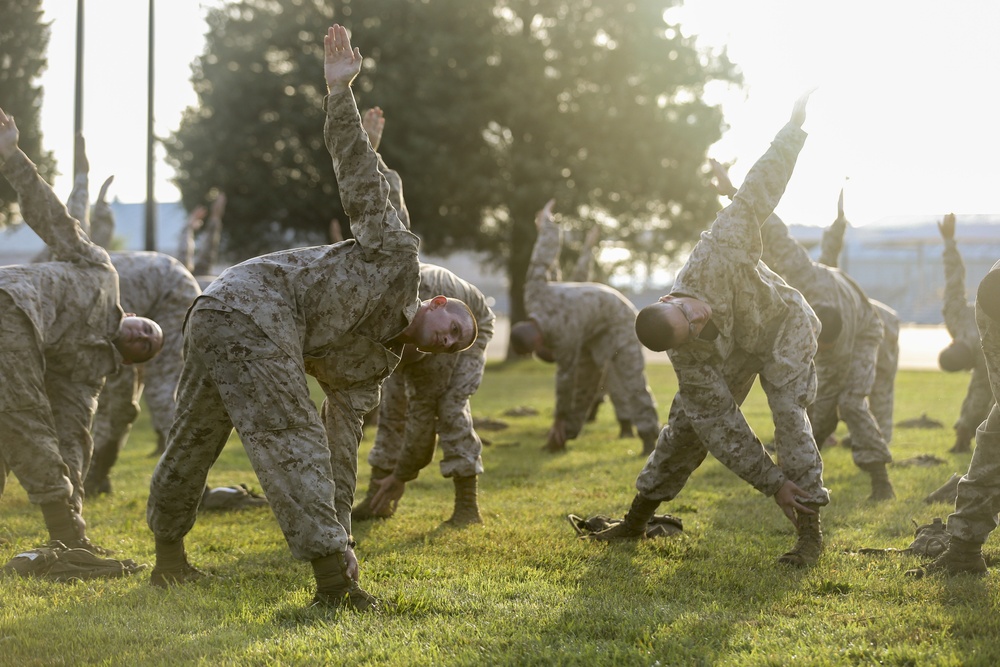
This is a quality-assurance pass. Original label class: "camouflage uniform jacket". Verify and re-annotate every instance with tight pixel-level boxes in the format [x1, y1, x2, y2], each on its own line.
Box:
[0, 150, 123, 381]
[197, 91, 420, 399]
[416, 263, 495, 360]
[666, 123, 817, 497]
[761, 213, 883, 367]
[525, 212, 642, 422]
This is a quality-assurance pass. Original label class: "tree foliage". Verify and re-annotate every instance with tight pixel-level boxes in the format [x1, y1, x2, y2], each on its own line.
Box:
[0, 0, 55, 227]
[165, 0, 743, 321]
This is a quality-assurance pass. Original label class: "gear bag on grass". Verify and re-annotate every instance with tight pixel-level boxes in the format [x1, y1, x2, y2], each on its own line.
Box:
[567, 513, 683, 539]
[1, 541, 147, 581]
[855, 518, 950, 558]
[199, 483, 269, 512]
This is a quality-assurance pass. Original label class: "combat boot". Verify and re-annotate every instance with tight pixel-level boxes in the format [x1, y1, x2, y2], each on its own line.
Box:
[311, 551, 380, 611]
[948, 426, 973, 454]
[40, 501, 112, 555]
[777, 505, 823, 567]
[862, 462, 895, 501]
[905, 536, 987, 578]
[351, 466, 395, 521]
[444, 475, 483, 527]
[924, 473, 961, 505]
[618, 419, 635, 439]
[150, 538, 208, 587]
[589, 494, 660, 541]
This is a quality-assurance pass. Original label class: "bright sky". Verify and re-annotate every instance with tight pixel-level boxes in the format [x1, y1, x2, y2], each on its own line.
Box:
[35, 0, 1000, 227]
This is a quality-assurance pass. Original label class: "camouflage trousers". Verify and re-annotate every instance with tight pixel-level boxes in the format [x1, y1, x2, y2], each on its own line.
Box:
[564, 340, 660, 441]
[87, 366, 143, 490]
[368, 352, 485, 482]
[956, 367, 995, 436]
[147, 305, 350, 561]
[0, 293, 100, 512]
[812, 339, 892, 469]
[871, 312, 899, 443]
[947, 405, 1000, 543]
[637, 356, 829, 508]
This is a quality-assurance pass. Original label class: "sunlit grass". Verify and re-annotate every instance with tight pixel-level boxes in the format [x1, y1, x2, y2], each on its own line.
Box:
[0, 363, 993, 666]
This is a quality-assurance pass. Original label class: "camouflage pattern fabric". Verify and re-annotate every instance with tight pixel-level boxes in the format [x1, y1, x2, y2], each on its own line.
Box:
[760, 213, 891, 469]
[943, 238, 995, 435]
[199, 484, 269, 512]
[946, 259, 1000, 543]
[88, 252, 202, 484]
[817, 221, 899, 442]
[567, 513, 683, 538]
[1, 541, 146, 581]
[525, 206, 660, 441]
[0, 149, 124, 516]
[639, 122, 828, 508]
[147, 89, 420, 561]
[366, 264, 494, 482]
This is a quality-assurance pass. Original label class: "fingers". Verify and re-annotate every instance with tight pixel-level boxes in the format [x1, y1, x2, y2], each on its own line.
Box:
[98, 175, 114, 203]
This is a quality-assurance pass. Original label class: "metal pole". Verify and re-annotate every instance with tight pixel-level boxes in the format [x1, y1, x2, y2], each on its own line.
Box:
[144, 0, 157, 250]
[73, 0, 84, 136]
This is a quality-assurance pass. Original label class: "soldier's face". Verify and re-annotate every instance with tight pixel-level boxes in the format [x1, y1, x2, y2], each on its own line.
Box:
[116, 316, 164, 364]
[657, 295, 713, 345]
[415, 296, 473, 354]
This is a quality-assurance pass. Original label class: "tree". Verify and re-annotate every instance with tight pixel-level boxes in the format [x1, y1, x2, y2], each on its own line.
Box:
[166, 0, 742, 327]
[0, 0, 55, 227]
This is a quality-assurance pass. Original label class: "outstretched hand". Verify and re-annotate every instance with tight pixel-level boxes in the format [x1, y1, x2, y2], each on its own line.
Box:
[790, 88, 817, 128]
[362, 107, 385, 152]
[535, 198, 556, 230]
[583, 225, 601, 248]
[773, 479, 816, 527]
[709, 158, 738, 198]
[324, 24, 362, 94]
[0, 107, 20, 159]
[370, 473, 406, 514]
[938, 212, 956, 241]
[97, 175, 114, 205]
[837, 188, 845, 221]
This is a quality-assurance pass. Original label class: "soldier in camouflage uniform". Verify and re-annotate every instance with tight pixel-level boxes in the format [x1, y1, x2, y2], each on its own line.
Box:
[817, 193, 900, 446]
[50, 147, 203, 495]
[145, 26, 478, 611]
[936, 214, 994, 453]
[559, 226, 635, 438]
[346, 107, 493, 526]
[0, 110, 163, 554]
[701, 173, 896, 501]
[906, 259, 1000, 578]
[592, 93, 830, 568]
[356, 263, 495, 526]
[510, 200, 661, 456]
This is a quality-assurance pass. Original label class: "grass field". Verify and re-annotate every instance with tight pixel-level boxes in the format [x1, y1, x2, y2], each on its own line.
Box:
[1, 362, 997, 666]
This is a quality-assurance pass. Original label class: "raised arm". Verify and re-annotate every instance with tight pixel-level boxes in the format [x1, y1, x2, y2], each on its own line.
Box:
[759, 213, 821, 290]
[708, 91, 811, 261]
[525, 199, 563, 286]
[193, 191, 225, 276]
[178, 205, 206, 271]
[65, 133, 91, 234]
[0, 107, 105, 264]
[569, 225, 601, 282]
[89, 175, 116, 249]
[939, 213, 975, 338]
[322, 25, 410, 254]
[818, 189, 847, 267]
[363, 106, 411, 231]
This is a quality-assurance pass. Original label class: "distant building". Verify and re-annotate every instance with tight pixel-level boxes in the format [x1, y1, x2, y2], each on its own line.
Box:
[3, 203, 996, 324]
